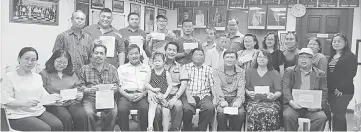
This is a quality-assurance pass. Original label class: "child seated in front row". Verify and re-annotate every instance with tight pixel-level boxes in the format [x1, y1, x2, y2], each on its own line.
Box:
[144, 52, 178, 132]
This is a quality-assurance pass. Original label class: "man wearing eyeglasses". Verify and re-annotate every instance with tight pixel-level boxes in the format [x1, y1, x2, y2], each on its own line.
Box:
[282, 48, 328, 131]
[225, 18, 244, 52]
[83, 8, 126, 68]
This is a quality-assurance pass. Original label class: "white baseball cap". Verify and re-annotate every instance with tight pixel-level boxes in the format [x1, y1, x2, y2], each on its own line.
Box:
[298, 48, 314, 56]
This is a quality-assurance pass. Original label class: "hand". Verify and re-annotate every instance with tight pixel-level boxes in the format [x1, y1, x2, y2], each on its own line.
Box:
[162, 94, 168, 99]
[76, 92, 83, 100]
[289, 100, 302, 109]
[94, 39, 102, 45]
[22, 100, 39, 107]
[233, 102, 241, 108]
[220, 101, 228, 107]
[187, 96, 196, 106]
[51, 93, 62, 101]
[185, 49, 191, 54]
[247, 91, 256, 99]
[217, 106, 224, 113]
[146, 34, 153, 42]
[167, 33, 176, 40]
[334, 89, 342, 97]
[85, 87, 98, 94]
[125, 93, 136, 101]
[153, 88, 161, 93]
[132, 93, 145, 102]
[167, 97, 177, 108]
[267, 93, 276, 101]
[111, 85, 118, 91]
[308, 108, 321, 112]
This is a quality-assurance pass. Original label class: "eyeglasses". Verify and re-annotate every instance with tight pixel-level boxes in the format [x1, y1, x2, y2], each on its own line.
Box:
[55, 60, 68, 65]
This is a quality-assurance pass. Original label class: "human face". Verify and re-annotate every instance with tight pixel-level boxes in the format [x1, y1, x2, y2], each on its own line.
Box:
[128, 14, 140, 28]
[71, 12, 86, 29]
[216, 36, 227, 50]
[243, 36, 256, 49]
[99, 12, 112, 28]
[284, 34, 297, 50]
[127, 48, 140, 64]
[256, 52, 268, 67]
[332, 36, 346, 52]
[54, 56, 68, 72]
[92, 47, 106, 64]
[192, 50, 204, 64]
[205, 29, 215, 42]
[157, 18, 167, 30]
[265, 34, 275, 48]
[224, 53, 237, 66]
[18, 51, 37, 72]
[153, 56, 164, 69]
[182, 22, 194, 35]
[298, 54, 313, 68]
[183, 12, 189, 19]
[227, 20, 238, 33]
[198, 10, 202, 14]
[166, 44, 177, 60]
[307, 39, 320, 54]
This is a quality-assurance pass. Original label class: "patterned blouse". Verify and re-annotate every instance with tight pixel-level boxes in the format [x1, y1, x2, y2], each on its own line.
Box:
[237, 50, 259, 70]
[150, 69, 168, 94]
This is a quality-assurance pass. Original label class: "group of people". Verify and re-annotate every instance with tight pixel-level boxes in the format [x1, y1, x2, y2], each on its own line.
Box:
[1, 7, 358, 132]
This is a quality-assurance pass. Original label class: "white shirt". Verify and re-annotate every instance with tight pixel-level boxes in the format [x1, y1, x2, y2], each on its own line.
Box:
[205, 48, 225, 69]
[118, 63, 151, 92]
[1, 71, 48, 119]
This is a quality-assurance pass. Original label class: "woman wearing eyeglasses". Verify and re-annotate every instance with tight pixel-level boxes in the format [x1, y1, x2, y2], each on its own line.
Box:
[39, 49, 88, 131]
[307, 37, 328, 73]
[263, 32, 285, 76]
[327, 33, 357, 131]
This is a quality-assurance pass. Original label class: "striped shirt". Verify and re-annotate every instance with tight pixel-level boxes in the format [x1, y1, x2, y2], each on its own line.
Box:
[182, 62, 214, 100]
[52, 28, 94, 72]
[328, 57, 339, 73]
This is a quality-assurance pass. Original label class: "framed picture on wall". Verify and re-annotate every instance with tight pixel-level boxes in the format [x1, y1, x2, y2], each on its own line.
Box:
[76, 0, 90, 26]
[91, 0, 105, 9]
[158, 9, 166, 16]
[177, 7, 193, 27]
[279, 33, 287, 51]
[10, 0, 59, 26]
[356, 39, 361, 65]
[227, 10, 248, 33]
[266, 5, 287, 30]
[130, 3, 141, 15]
[113, 0, 124, 13]
[144, 6, 155, 33]
[208, 6, 227, 29]
[193, 7, 208, 28]
[247, 5, 267, 29]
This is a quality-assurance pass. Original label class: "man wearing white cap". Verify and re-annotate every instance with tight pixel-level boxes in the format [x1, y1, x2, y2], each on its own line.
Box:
[282, 48, 328, 131]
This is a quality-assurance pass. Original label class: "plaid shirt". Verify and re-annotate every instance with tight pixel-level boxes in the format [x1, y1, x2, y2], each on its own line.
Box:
[77, 63, 119, 98]
[182, 62, 214, 100]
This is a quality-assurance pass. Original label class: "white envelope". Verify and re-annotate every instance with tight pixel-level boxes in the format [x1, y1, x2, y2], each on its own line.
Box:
[183, 43, 198, 50]
[254, 86, 270, 94]
[223, 107, 238, 115]
[129, 36, 144, 43]
[99, 36, 115, 57]
[292, 89, 322, 109]
[96, 90, 114, 109]
[39, 94, 58, 105]
[152, 33, 165, 40]
[60, 89, 77, 101]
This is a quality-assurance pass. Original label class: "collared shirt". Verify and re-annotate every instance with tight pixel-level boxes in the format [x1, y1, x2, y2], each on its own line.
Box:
[52, 28, 94, 72]
[119, 26, 147, 63]
[205, 48, 225, 69]
[202, 42, 216, 53]
[182, 62, 214, 100]
[213, 65, 245, 105]
[300, 69, 312, 90]
[175, 37, 201, 65]
[149, 31, 176, 55]
[118, 63, 151, 92]
[83, 24, 126, 67]
[226, 31, 244, 52]
[78, 62, 119, 97]
[164, 59, 189, 90]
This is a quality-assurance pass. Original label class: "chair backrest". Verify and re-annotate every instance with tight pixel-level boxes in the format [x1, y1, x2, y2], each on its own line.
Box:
[1, 108, 10, 131]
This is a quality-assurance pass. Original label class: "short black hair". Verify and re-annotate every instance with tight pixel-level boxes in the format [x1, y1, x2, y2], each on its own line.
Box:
[128, 12, 140, 21]
[182, 19, 193, 26]
[190, 48, 204, 56]
[127, 44, 140, 53]
[205, 27, 216, 35]
[93, 44, 107, 54]
[45, 49, 73, 75]
[71, 10, 86, 20]
[100, 8, 112, 14]
[228, 18, 239, 25]
[18, 47, 39, 60]
[156, 15, 167, 20]
[223, 50, 238, 59]
[164, 42, 180, 52]
[152, 52, 166, 61]
[216, 33, 227, 39]
[241, 33, 259, 50]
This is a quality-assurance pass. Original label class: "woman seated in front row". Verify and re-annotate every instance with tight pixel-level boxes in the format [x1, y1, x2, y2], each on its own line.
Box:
[1, 47, 63, 131]
[39, 49, 88, 131]
[245, 50, 282, 131]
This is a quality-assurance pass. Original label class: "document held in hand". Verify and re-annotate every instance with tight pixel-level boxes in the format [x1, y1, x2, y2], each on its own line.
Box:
[60, 89, 77, 101]
[95, 84, 114, 91]
[39, 94, 59, 105]
[224, 107, 238, 115]
[99, 36, 115, 57]
[254, 86, 270, 94]
[292, 89, 322, 109]
[183, 43, 198, 50]
[151, 32, 165, 40]
[96, 90, 114, 109]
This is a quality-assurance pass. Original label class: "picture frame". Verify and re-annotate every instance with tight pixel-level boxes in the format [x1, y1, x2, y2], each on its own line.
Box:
[91, 0, 105, 9]
[177, 7, 193, 27]
[130, 3, 141, 15]
[158, 8, 166, 16]
[193, 7, 208, 28]
[144, 6, 155, 33]
[76, 0, 90, 26]
[208, 6, 227, 29]
[356, 39, 361, 65]
[279, 33, 287, 51]
[266, 5, 287, 30]
[112, 0, 124, 13]
[247, 5, 267, 29]
[10, 0, 59, 26]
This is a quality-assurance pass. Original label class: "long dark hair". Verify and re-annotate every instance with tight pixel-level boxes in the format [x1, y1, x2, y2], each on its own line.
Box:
[262, 32, 279, 50]
[253, 50, 274, 71]
[241, 33, 259, 50]
[329, 33, 350, 62]
[45, 49, 73, 75]
[308, 37, 322, 53]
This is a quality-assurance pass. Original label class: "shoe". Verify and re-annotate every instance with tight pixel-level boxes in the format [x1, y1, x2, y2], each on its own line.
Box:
[147, 127, 154, 132]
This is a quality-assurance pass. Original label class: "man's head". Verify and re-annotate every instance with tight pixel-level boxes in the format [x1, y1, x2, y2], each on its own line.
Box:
[127, 12, 140, 28]
[92, 44, 107, 64]
[182, 19, 194, 35]
[216, 33, 227, 51]
[71, 10, 86, 29]
[98, 8, 113, 28]
[191, 48, 205, 64]
[297, 48, 314, 69]
[156, 15, 168, 30]
[227, 18, 239, 34]
[223, 50, 237, 67]
[127, 44, 141, 65]
[198, 9, 202, 14]
[205, 27, 216, 42]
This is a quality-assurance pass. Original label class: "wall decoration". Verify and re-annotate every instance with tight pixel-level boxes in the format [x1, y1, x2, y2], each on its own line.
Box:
[163, 0, 169, 9]
[173, 1, 185, 8]
[299, 0, 317, 7]
[130, 3, 141, 15]
[155, 0, 162, 7]
[177, 7, 193, 27]
[247, 5, 267, 29]
[279, 33, 287, 51]
[229, 0, 246, 9]
[158, 8, 166, 16]
[193, 7, 208, 28]
[91, 0, 105, 9]
[262, 0, 279, 4]
[138, 0, 145, 4]
[76, 0, 90, 26]
[247, 0, 261, 5]
[10, 0, 59, 26]
[214, 0, 228, 6]
[208, 6, 227, 28]
[113, 0, 124, 13]
[146, 0, 154, 5]
[319, 0, 337, 7]
[186, 1, 199, 7]
[199, 0, 213, 6]
[267, 5, 287, 30]
[279, 0, 297, 7]
[144, 6, 155, 33]
[227, 10, 248, 33]
[339, 0, 359, 7]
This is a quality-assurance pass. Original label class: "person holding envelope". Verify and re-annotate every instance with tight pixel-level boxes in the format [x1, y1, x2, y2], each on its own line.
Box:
[237, 33, 260, 70]
[77, 44, 119, 131]
[213, 50, 246, 131]
[175, 19, 202, 65]
[244, 50, 282, 131]
[282, 48, 328, 131]
[40, 49, 88, 131]
[1, 47, 63, 131]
